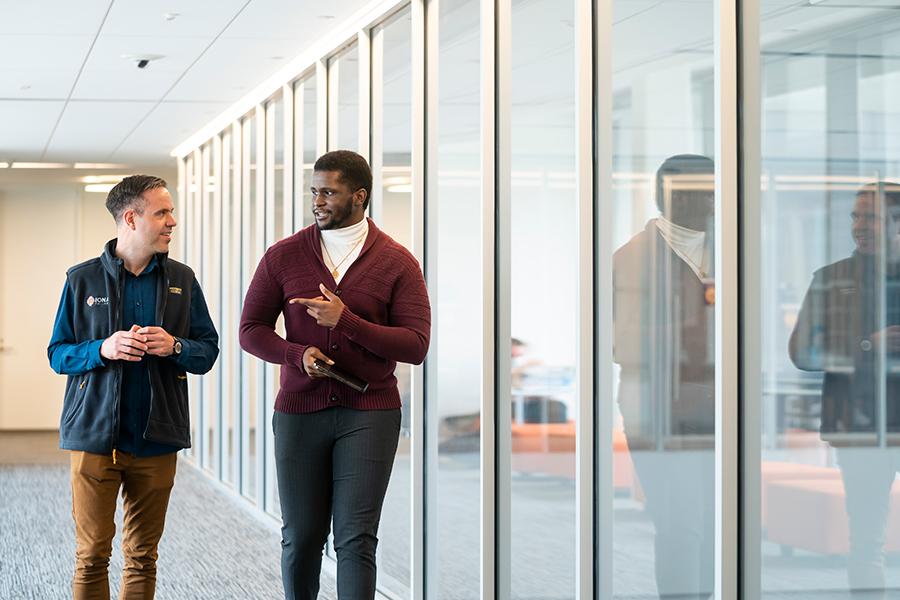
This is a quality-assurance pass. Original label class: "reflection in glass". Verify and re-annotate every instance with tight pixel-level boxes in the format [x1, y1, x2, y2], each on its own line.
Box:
[510, 0, 576, 596]
[754, 5, 900, 597]
[433, 0, 481, 597]
[608, 1, 716, 598]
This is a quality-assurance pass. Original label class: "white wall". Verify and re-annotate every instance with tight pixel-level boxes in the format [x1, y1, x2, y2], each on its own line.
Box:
[0, 169, 176, 430]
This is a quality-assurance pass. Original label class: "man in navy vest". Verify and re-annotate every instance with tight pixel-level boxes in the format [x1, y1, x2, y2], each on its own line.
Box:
[48, 175, 219, 599]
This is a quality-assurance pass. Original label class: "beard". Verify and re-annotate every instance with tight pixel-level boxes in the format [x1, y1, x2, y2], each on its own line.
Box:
[315, 202, 355, 230]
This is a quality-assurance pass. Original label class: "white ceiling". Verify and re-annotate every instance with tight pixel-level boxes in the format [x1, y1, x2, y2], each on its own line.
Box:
[0, 0, 371, 167]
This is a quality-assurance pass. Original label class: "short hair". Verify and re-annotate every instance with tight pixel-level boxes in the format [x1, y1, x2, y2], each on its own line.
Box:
[856, 182, 900, 219]
[106, 175, 168, 224]
[314, 150, 372, 210]
[655, 154, 715, 214]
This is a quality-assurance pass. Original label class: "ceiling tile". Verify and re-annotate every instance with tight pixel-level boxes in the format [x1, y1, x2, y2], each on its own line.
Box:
[222, 0, 363, 40]
[72, 35, 211, 100]
[102, 0, 249, 37]
[0, 1, 112, 35]
[112, 100, 230, 164]
[44, 101, 155, 160]
[0, 35, 94, 70]
[0, 100, 66, 160]
[0, 69, 76, 99]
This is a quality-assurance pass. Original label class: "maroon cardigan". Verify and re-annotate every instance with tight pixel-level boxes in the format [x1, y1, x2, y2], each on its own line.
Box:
[239, 219, 431, 413]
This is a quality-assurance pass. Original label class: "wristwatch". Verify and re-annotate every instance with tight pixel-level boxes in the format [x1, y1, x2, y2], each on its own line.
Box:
[173, 338, 183, 356]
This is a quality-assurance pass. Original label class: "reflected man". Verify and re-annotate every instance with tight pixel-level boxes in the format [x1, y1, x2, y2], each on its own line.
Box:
[614, 154, 716, 599]
[790, 183, 900, 595]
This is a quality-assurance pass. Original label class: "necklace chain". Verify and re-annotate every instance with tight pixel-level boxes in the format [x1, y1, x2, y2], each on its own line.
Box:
[322, 234, 365, 279]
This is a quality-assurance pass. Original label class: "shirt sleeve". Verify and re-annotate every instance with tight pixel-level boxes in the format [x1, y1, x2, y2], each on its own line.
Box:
[47, 280, 107, 375]
[171, 277, 220, 374]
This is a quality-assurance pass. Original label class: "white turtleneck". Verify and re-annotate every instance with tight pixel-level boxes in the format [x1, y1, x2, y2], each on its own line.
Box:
[320, 217, 369, 284]
[654, 216, 710, 280]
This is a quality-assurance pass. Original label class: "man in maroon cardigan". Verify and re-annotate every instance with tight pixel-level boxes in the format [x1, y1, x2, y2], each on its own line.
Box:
[239, 150, 431, 600]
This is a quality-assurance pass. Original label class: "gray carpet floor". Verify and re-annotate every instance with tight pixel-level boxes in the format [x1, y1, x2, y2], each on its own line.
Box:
[0, 460, 337, 600]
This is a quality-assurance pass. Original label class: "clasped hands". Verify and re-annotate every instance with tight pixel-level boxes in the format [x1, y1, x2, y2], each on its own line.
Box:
[100, 324, 176, 361]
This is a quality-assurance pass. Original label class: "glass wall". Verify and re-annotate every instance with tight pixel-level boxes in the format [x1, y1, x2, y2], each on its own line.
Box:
[750, 2, 900, 597]
[168, 0, 866, 598]
[374, 6, 413, 598]
[222, 127, 238, 487]
[607, 2, 717, 598]
[431, 0, 482, 597]
[508, 0, 578, 597]
[295, 74, 319, 229]
[241, 110, 260, 502]
[328, 43, 359, 153]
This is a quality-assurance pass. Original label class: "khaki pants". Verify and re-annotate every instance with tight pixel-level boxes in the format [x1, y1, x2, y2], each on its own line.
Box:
[70, 450, 177, 600]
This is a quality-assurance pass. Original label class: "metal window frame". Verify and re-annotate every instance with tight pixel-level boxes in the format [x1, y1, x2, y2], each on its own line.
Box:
[574, 0, 595, 597]
[370, 23, 385, 225]
[715, 0, 740, 597]
[592, 0, 613, 598]
[422, 1, 440, 597]
[493, 0, 511, 598]
[480, 0, 498, 597]
[739, 0, 762, 597]
[410, 1, 427, 597]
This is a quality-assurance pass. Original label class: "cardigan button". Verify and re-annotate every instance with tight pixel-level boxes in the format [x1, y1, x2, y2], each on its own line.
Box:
[329, 394, 338, 403]
[331, 344, 339, 351]
[334, 289, 342, 296]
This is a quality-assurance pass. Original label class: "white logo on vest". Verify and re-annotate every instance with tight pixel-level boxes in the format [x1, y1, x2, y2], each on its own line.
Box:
[86, 296, 109, 307]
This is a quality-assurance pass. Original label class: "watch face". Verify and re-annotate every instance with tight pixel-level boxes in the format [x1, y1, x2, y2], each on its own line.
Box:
[174, 340, 182, 354]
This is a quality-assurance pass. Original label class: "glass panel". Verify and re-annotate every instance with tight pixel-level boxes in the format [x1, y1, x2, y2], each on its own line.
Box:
[510, 0, 577, 596]
[376, 8, 413, 598]
[185, 153, 199, 462]
[329, 44, 359, 152]
[244, 112, 259, 501]
[204, 141, 220, 474]
[223, 129, 236, 486]
[607, 2, 717, 598]
[752, 4, 900, 597]
[298, 76, 319, 229]
[268, 93, 285, 517]
[434, 0, 482, 596]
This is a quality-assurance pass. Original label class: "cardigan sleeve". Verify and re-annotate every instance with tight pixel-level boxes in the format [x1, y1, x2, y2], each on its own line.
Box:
[239, 255, 308, 368]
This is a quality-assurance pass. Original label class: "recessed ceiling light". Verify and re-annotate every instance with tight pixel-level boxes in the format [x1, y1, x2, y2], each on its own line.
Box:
[163, 12, 180, 21]
[11, 162, 71, 169]
[85, 183, 116, 193]
[19, 84, 31, 91]
[74, 163, 127, 169]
